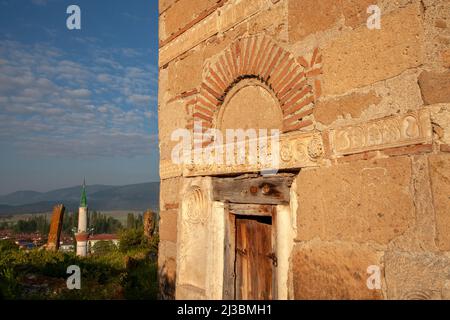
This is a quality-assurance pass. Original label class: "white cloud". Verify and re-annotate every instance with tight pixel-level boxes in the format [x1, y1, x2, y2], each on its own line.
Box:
[66, 88, 91, 98]
[0, 40, 158, 158]
[97, 74, 112, 83]
[98, 106, 108, 113]
[128, 94, 152, 106]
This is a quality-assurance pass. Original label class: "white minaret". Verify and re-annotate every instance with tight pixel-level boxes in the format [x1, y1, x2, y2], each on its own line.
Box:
[75, 179, 88, 257]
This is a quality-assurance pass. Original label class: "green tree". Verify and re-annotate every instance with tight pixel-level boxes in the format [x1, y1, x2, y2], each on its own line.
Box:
[126, 213, 135, 229]
[90, 211, 122, 234]
[119, 228, 146, 253]
[92, 240, 117, 256]
[12, 215, 49, 234]
[0, 221, 10, 230]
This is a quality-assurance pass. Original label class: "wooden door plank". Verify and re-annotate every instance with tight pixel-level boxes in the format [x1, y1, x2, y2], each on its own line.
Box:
[229, 204, 273, 217]
[212, 176, 294, 204]
[223, 208, 236, 300]
[271, 207, 278, 300]
[235, 216, 273, 300]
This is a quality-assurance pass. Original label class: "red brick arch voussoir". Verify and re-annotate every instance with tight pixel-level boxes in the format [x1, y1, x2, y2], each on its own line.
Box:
[192, 35, 322, 140]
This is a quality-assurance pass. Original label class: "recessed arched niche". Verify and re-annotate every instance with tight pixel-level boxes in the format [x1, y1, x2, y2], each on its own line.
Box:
[216, 79, 283, 132]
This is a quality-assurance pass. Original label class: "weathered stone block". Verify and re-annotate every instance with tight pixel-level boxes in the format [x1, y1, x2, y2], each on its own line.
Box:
[159, 0, 268, 66]
[158, 240, 177, 300]
[158, 240, 177, 261]
[295, 156, 415, 244]
[160, 177, 182, 209]
[292, 241, 383, 300]
[322, 3, 424, 95]
[161, 0, 219, 42]
[429, 154, 450, 251]
[419, 70, 450, 105]
[158, 253, 177, 300]
[384, 251, 450, 299]
[288, 0, 341, 42]
[167, 49, 204, 96]
[203, 23, 247, 60]
[386, 155, 438, 252]
[442, 49, 450, 68]
[159, 0, 177, 14]
[158, 67, 170, 105]
[342, 0, 375, 29]
[314, 91, 381, 125]
[429, 105, 450, 144]
[158, 99, 189, 160]
[159, 210, 178, 242]
[247, 1, 286, 38]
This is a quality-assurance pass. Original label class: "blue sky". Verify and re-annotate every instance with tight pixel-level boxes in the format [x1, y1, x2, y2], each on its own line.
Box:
[0, 0, 159, 194]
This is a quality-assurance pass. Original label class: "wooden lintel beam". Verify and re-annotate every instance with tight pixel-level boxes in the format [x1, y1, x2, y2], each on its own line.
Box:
[212, 176, 294, 204]
[229, 204, 274, 217]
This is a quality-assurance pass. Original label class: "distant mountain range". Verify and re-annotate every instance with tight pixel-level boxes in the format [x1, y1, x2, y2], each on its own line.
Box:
[0, 182, 159, 215]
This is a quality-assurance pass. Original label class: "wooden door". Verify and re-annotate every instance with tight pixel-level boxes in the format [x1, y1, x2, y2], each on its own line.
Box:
[235, 216, 274, 300]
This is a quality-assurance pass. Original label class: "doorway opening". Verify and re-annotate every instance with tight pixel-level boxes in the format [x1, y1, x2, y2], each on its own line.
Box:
[223, 203, 278, 300]
[235, 214, 275, 300]
[177, 174, 296, 300]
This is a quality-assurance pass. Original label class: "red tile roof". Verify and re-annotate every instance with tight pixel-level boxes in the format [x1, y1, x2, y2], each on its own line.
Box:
[88, 234, 119, 241]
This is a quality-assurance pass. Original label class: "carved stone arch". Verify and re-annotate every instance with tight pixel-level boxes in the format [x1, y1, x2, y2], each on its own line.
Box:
[192, 35, 323, 143]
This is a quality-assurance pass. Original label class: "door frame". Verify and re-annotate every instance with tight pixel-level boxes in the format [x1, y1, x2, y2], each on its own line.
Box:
[223, 204, 278, 300]
[216, 175, 296, 300]
[177, 175, 295, 300]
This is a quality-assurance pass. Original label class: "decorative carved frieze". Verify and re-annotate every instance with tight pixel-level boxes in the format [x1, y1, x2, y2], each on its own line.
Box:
[329, 110, 432, 156]
[183, 131, 323, 177]
[160, 132, 324, 179]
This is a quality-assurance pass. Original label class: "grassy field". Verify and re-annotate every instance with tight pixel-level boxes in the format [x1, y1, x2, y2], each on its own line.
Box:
[0, 232, 159, 300]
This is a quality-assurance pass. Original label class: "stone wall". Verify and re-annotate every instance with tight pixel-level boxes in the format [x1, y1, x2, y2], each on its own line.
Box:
[158, 0, 450, 300]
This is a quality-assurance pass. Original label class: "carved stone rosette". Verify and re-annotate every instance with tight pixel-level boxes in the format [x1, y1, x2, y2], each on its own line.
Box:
[182, 186, 209, 224]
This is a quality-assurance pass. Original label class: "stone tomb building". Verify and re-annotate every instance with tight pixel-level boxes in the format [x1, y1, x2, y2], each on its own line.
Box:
[157, 0, 450, 299]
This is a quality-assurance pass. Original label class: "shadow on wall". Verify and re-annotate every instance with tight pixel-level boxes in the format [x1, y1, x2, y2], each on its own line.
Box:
[158, 262, 176, 300]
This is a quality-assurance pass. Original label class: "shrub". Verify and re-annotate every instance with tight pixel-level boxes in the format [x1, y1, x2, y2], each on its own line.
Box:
[0, 267, 20, 299]
[91, 241, 117, 256]
[121, 251, 158, 300]
[0, 239, 19, 252]
[119, 229, 146, 253]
